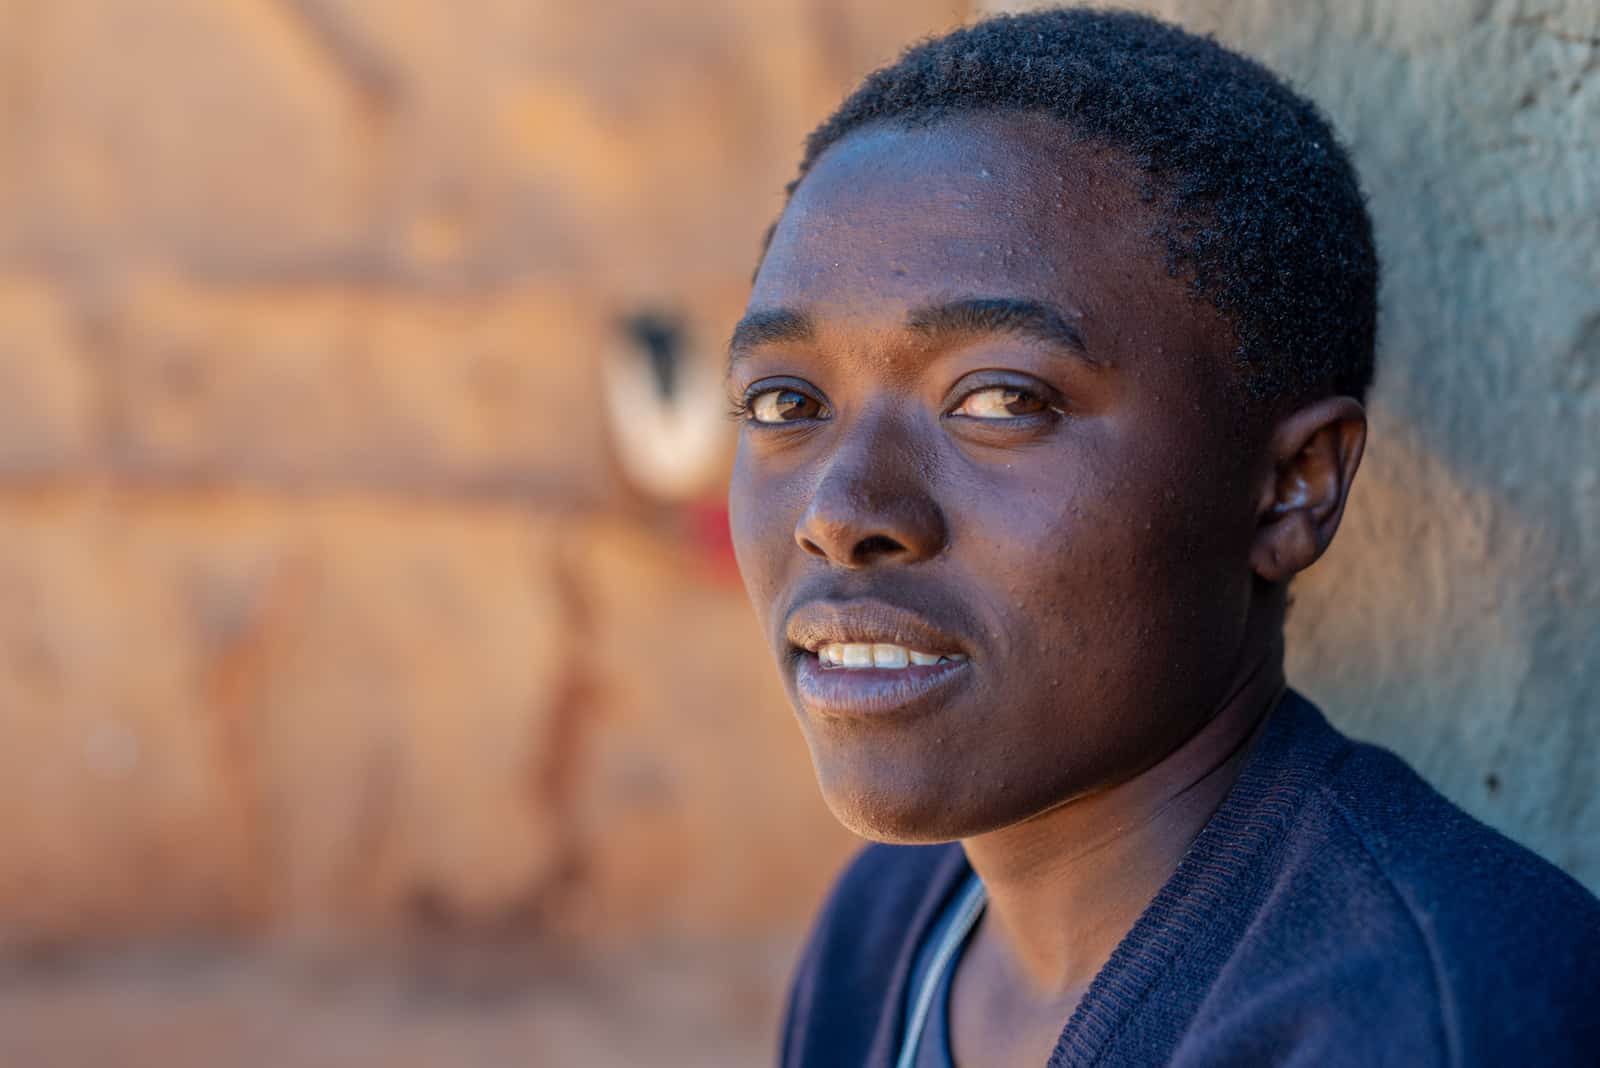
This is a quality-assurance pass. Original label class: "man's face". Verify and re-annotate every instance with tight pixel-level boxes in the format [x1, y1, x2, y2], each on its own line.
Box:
[728, 113, 1268, 842]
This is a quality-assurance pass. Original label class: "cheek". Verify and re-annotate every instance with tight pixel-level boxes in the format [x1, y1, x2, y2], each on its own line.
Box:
[959, 435, 1251, 686]
[728, 446, 800, 626]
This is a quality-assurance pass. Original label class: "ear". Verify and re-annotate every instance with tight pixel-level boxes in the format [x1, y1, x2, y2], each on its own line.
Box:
[1250, 396, 1367, 583]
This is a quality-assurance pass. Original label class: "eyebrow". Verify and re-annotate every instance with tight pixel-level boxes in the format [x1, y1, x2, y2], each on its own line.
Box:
[726, 297, 1099, 367]
[907, 297, 1098, 365]
[727, 308, 815, 364]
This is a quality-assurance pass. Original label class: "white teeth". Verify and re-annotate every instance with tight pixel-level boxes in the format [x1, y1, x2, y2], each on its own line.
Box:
[872, 644, 909, 668]
[815, 643, 967, 669]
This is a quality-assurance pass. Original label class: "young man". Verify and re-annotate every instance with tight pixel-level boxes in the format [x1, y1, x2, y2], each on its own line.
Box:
[725, 9, 1600, 1068]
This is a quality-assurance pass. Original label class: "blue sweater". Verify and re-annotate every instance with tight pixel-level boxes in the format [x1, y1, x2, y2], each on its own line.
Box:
[779, 692, 1600, 1066]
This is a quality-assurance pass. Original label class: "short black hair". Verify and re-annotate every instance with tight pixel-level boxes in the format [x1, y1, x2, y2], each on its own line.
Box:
[780, 7, 1379, 406]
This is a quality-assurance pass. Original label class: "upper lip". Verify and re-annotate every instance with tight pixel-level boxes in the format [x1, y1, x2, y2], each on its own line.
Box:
[785, 598, 971, 656]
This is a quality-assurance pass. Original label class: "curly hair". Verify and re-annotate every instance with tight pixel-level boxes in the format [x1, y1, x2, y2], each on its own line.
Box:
[777, 7, 1379, 405]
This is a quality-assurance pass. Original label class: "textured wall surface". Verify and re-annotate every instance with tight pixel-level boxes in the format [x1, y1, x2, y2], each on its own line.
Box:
[993, 0, 1600, 888]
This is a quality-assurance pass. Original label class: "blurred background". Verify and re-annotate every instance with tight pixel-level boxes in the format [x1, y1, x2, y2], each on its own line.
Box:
[0, 0, 1593, 1064]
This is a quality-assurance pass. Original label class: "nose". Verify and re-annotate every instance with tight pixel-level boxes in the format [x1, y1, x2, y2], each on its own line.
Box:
[794, 419, 948, 568]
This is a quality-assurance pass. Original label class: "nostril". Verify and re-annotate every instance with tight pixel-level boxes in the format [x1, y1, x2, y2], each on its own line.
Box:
[853, 534, 906, 563]
[798, 536, 827, 558]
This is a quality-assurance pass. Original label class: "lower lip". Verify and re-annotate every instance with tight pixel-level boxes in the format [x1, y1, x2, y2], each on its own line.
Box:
[793, 652, 973, 720]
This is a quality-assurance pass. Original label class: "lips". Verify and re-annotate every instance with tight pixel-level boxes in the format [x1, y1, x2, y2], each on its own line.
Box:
[784, 598, 975, 719]
[786, 598, 970, 658]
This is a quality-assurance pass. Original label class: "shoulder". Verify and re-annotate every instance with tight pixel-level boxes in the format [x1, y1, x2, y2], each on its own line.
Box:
[1318, 739, 1600, 1056]
[1199, 725, 1600, 1065]
[780, 842, 968, 1068]
[1321, 736, 1600, 956]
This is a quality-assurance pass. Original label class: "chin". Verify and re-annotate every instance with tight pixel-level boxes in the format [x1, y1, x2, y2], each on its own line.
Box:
[823, 794, 969, 845]
[810, 754, 1020, 845]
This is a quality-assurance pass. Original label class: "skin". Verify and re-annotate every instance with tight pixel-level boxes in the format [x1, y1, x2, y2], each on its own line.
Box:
[726, 112, 1365, 1066]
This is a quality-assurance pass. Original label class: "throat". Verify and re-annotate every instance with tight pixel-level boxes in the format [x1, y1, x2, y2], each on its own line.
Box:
[949, 912, 1092, 1067]
[957, 673, 1282, 996]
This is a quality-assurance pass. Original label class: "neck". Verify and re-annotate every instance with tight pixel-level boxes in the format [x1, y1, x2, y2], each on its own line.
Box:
[959, 635, 1285, 997]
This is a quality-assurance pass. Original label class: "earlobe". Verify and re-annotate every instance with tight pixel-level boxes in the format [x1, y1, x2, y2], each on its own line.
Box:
[1250, 396, 1367, 583]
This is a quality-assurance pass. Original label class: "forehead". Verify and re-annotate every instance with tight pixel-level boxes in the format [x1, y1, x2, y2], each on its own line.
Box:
[752, 113, 1171, 327]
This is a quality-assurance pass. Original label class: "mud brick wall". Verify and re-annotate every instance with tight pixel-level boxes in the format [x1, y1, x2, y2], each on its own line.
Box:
[0, 0, 969, 948]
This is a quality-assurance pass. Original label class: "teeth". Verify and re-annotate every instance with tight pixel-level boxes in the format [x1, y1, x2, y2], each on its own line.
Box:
[873, 644, 909, 668]
[815, 643, 967, 670]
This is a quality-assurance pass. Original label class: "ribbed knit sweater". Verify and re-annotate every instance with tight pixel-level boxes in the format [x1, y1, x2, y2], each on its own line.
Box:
[778, 691, 1600, 1066]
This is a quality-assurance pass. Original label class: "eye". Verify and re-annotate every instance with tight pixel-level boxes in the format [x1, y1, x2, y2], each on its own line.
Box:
[748, 387, 827, 424]
[951, 385, 1051, 420]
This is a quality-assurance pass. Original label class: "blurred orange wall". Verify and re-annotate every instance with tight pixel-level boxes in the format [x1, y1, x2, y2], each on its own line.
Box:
[0, 0, 970, 950]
